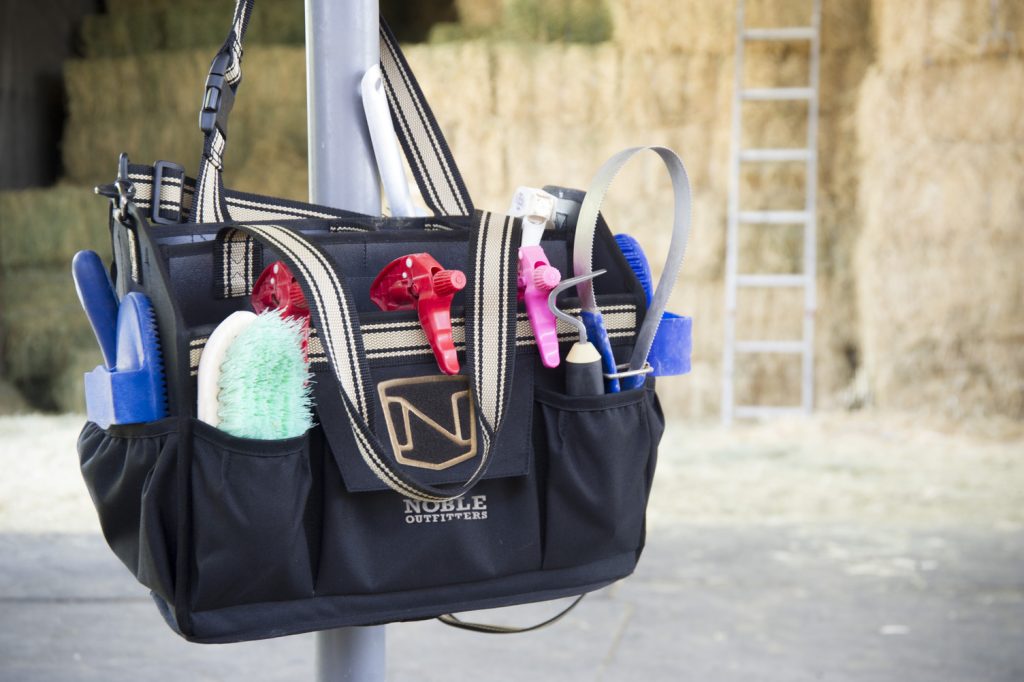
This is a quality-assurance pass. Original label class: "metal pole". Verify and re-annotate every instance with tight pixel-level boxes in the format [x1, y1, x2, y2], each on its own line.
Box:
[305, 1, 386, 680]
[306, 0, 381, 213]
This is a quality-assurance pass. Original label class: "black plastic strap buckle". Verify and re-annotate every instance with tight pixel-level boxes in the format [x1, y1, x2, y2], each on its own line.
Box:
[151, 160, 186, 225]
[199, 51, 235, 136]
[94, 152, 136, 224]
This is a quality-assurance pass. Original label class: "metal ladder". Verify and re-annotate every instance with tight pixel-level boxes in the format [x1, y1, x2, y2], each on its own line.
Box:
[722, 0, 821, 424]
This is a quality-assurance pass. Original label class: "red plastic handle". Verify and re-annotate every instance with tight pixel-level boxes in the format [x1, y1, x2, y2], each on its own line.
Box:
[251, 261, 312, 357]
[369, 254, 466, 375]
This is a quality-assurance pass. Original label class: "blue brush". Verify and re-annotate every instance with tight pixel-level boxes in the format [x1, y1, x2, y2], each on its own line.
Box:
[72, 250, 119, 369]
[615, 234, 654, 305]
[83, 292, 168, 428]
[614, 233, 693, 389]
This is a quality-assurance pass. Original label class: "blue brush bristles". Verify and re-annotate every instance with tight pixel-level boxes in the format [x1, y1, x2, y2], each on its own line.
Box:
[216, 310, 314, 440]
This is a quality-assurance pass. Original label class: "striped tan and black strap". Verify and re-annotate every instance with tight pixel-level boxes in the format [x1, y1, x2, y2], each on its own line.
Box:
[378, 20, 473, 217]
[192, 0, 472, 225]
[216, 211, 518, 501]
[192, 0, 253, 224]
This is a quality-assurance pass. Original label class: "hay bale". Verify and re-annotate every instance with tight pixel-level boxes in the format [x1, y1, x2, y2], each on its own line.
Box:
[0, 268, 97, 395]
[455, 0, 505, 29]
[79, 11, 167, 58]
[875, 0, 1024, 70]
[0, 186, 108, 269]
[52, 0, 879, 418]
[0, 380, 31, 415]
[479, 24, 869, 415]
[106, 0, 180, 13]
[501, 0, 613, 43]
[608, 0, 732, 54]
[52, 347, 104, 414]
[856, 60, 1024, 419]
[609, 0, 869, 54]
[63, 47, 308, 187]
[82, 0, 304, 58]
[406, 42, 495, 127]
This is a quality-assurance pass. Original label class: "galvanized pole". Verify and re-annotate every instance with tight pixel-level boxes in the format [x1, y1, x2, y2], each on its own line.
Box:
[305, 0, 386, 680]
[306, 0, 381, 211]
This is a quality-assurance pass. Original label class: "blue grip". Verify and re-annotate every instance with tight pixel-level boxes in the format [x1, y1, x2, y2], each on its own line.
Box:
[72, 250, 119, 369]
[83, 292, 167, 427]
[614, 233, 693, 388]
[581, 310, 619, 393]
[649, 313, 692, 377]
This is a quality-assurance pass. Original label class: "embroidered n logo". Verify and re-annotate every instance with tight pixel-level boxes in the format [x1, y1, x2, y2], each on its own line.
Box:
[377, 375, 478, 470]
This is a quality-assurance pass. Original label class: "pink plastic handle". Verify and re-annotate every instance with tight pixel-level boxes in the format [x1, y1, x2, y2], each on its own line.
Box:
[517, 245, 562, 368]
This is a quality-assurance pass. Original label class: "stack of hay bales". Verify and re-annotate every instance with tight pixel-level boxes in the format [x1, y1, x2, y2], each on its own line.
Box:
[79, 0, 304, 58]
[856, 0, 1024, 419]
[435, 0, 612, 42]
[63, 47, 311, 200]
[0, 187, 108, 411]
[0, 1, 307, 412]
[0, 0, 878, 418]
[17, 0, 1016, 423]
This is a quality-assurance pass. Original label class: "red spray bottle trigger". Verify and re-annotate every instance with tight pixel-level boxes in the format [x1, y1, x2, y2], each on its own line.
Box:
[370, 254, 466, 375]
[251, 261, 312, 356]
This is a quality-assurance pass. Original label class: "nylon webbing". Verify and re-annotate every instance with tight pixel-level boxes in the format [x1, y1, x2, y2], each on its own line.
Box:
[379, 21, 473, 216]
[191, 0, 472, 225]
[573, 147, 693, 376]
[216, 212, 518, 501]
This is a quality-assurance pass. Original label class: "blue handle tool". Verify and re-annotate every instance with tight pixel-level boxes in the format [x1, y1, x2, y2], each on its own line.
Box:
[580, 310, 620, 393]
[83, 292, 168, 428]
[614, 233, 693, 390]
[71, 250, 119, 368]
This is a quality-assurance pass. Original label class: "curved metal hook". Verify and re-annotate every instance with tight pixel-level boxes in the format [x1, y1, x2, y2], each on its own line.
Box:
[547, 269, 606, 344]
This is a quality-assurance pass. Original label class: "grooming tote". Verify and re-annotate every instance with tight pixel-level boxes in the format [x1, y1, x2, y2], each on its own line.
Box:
[77, 0, 693, 643]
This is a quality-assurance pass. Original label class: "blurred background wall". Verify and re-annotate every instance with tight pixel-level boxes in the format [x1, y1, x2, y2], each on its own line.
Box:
[0, 0, 1020, 424]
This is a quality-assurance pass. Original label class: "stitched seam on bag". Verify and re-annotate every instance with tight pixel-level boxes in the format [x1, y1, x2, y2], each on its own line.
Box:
[194, 434, 307, 459]
[102, 419, 179, 440]
[534, 390, 647, 412]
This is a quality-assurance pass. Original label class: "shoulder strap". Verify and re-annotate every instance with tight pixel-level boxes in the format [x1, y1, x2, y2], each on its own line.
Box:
[191, 0, 473, 224]
[379, 20, 473, 217]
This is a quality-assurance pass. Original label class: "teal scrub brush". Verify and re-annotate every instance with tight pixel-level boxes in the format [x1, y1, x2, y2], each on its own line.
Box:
[197, 309, 313, 440]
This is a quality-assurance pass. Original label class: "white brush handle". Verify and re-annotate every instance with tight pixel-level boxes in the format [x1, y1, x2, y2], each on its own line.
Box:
[196, 311, 257, 427]
[361, 64, 424, 218]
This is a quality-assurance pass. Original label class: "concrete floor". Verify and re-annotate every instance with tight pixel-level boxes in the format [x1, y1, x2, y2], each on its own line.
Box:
[2, 526, 1022, 681]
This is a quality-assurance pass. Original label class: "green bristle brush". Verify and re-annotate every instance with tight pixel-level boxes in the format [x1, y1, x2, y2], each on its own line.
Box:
[198, 309, 313, 440]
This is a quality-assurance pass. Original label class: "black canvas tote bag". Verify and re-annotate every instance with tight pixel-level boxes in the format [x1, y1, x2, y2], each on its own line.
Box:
[76, 0, 693, 643]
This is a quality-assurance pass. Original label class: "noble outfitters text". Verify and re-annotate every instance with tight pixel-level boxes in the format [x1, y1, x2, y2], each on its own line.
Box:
[404, 495, 488, 524]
